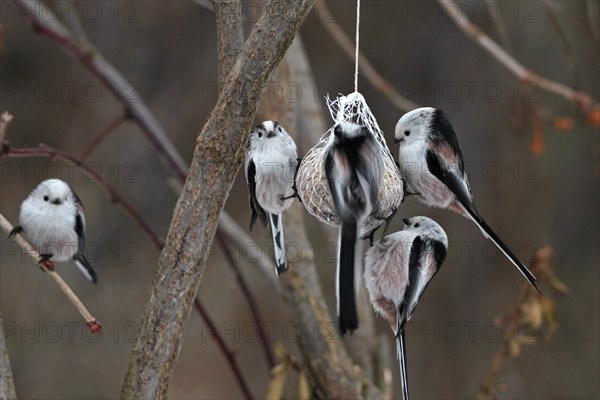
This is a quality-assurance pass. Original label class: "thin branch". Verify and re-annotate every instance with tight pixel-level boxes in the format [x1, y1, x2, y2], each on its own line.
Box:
[80, 115, 127, 161]
[216, 234, 276, 370]
[315, 0, 419, 112]
[437, 0, 598, 112]
[121, 1, 316, 397]
[0, 313, 17, 400]
[217, 213, 278, 288]
[13, 1, 257, 391]
[193, 298, 254, 400]
[0, 112, 13, 146]
[14, 0, 188, 181]
[0, 214, 101, 333]
[0, 146, 164, 249]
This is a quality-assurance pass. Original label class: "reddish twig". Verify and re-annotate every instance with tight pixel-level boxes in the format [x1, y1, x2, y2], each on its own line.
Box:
[14, 1, 274, 392]
[1, 146, 164, 249]
[80, 115, 127, 161]
[193, 298, 255, 400]
[216, 234, 276, 369]
[14, 0, 188, 181]
[1, 214, 102, 334]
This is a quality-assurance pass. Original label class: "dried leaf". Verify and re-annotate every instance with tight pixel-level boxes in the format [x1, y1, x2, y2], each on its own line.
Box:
[521, 297, 543, 327]
[266, 363, 289, 400]
[588, 107, 600, 128]
[553, 117, 573, 131]
[298, 371, 311, 400]
[274, 342, 288, 361]
[509, 338, 521, 357]
[541, 296, 559, 338]
[531, 124, 544, 156]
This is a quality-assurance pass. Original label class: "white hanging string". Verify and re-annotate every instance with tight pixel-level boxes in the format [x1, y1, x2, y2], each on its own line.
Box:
[354, 0, 361, 92]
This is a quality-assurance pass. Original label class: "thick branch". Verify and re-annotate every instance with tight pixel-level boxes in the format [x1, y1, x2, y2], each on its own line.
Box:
[259, 37, 383, 398]
[214, 0, 245, 91]
[280, 204, 382, 399]
[0, 313, 17, 400]
[121, 1, 316, 398]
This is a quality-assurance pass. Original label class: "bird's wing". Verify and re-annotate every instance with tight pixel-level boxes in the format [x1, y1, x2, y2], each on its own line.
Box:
[246, 159, 268, 230]
[324, 149, 342, 216]
[427, 147, 538, 290]
[399, 236, 447, 327]
[426, 147, 473, 211]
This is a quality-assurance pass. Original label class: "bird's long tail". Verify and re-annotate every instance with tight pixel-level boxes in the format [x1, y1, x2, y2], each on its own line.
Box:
[337, 218, 359, 335]
[269, 213, 288, 276]
[396, 330, 409, 400]
[462, 205, 538, 291]
[74, 255, 97, 284]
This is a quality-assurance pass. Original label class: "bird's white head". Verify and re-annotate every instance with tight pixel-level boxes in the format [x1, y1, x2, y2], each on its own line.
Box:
[402, 215, 448, 246]
[31, 179, 74, 206]
[394, 107, 436, 146]
[248, 121, 294, 152]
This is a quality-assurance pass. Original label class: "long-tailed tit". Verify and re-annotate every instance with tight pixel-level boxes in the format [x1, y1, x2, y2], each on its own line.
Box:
[325, 121, 383, 335]
[10, 179, 97, 283]
[365, 216, 448, 400]
[394, 107, 538, 290]
[245, 121, 298, 276]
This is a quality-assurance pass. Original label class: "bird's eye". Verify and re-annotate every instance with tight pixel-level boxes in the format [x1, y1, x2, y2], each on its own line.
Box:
[43, 196, 49, 202]
[414, 223, 420, 228]
[258, 131, 262, 138]
[404, 130, 411, 136]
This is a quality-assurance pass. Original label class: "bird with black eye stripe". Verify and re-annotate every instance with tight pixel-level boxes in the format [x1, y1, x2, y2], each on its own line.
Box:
[393, 107, 538, 290]
[245, 121, 298, 276]
[364, 216, 448, 400]
[10, 179, 97, 283]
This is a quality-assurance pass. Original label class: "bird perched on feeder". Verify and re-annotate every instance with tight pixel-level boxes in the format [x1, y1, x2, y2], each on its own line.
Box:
[325, 121, 384, 335]
[394, 107, 537, 290]
[364, 216, 448, 400]
[245, 121, 298, 276]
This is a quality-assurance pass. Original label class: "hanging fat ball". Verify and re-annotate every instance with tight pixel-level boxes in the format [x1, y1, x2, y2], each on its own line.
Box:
[296, 93, 405, 241]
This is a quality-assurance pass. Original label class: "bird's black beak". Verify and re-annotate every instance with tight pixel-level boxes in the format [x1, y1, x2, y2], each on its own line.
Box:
[266, 131, 276, 138]
[52, 199, 62, 205]
[394, 138, 403, 144]
[402, 218, 410, 225]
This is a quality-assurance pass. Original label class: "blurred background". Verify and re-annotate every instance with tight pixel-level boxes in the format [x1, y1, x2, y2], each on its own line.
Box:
[1, 0, 598, 399]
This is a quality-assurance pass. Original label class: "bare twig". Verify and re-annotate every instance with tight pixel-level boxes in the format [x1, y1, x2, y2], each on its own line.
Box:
[80, 115, 127, 161]
[1, 146, 164, 249]
[121, 1, 316, 397]
[315, 0, 419, 112]
[14, 0, 188, 181]
[0, 313, 17, 400]
[193, 298, 254, 400]
[216, 234, 276, 369]
[14, 0, 259, 390]
[217, 213, 278, 287]
[438, 0, 598, 112]
[0, 214, 101, 333]
[478, 246, 568, 399]
[0, 112, 13, 145]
